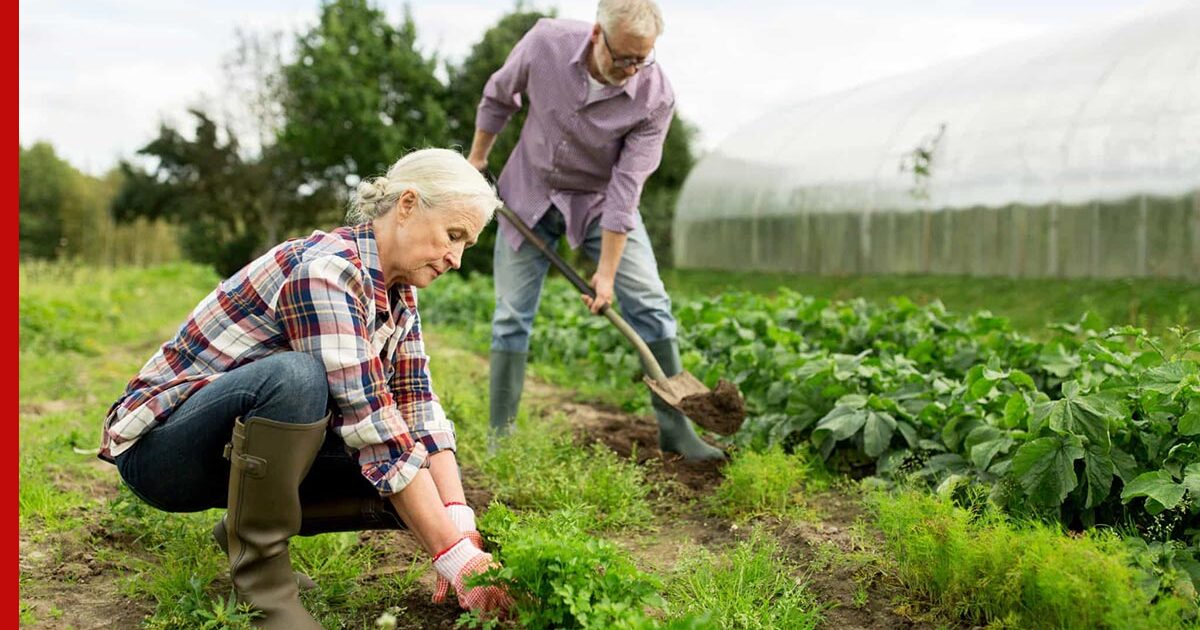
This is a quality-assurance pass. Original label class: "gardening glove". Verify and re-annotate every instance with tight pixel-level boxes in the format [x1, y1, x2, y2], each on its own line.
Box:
[433, 503, 485, 603]
[432, 537, 513, 617]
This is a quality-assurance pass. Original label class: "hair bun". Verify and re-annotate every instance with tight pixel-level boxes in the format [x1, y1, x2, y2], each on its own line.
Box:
[356, 177, 389, 203]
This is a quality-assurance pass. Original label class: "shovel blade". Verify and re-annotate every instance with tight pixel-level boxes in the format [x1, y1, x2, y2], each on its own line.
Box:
[644, 372, 746, 436]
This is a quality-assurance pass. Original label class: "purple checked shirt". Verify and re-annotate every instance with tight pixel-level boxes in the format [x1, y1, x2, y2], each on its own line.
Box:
[476, 18, 675, 251]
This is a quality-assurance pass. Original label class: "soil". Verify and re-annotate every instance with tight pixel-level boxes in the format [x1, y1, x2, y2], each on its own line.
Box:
[677, 379, 746, 436]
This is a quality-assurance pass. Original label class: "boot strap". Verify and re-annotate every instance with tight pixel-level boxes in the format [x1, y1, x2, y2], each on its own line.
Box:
[223, 442, 267, 478]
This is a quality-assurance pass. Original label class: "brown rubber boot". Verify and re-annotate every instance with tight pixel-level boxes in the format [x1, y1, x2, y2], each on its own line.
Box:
[225, 414, 327, 629]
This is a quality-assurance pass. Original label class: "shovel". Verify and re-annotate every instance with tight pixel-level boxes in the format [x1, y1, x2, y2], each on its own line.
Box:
[496, 205, 745, 435]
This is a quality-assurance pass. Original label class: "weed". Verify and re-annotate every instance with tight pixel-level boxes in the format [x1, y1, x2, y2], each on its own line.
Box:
[664, 529, 823, 629]
[707, 447, 828, 521]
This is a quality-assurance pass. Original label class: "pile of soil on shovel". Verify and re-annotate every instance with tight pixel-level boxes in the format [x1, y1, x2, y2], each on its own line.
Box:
[677, 379, 745, 435]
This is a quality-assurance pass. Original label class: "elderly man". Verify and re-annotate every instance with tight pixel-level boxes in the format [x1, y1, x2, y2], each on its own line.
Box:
[467, 0, 722, 460]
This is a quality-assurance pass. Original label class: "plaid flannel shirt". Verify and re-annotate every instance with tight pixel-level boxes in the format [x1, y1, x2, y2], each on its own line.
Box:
[99, 222, 455, 496]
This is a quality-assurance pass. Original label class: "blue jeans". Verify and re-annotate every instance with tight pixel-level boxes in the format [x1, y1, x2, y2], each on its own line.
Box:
[491, 208, 677, 352]
[115, 352, 379, 513]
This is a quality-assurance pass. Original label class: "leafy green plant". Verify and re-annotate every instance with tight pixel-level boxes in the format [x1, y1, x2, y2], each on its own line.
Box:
[467, 506, 674, 629]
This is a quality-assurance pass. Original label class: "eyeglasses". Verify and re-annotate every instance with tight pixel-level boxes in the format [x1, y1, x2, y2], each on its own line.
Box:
[600, 29, 655, 70]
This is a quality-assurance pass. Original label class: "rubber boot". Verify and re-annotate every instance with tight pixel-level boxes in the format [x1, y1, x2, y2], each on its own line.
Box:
[488, 350, 527, 451]
[646, 338, 725, 460]
[215, 494, 406, 592]
[225, 415, 327, 629]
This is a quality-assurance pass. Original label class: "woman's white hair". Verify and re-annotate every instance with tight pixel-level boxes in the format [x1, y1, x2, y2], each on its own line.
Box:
[597, 0, 663, 39]
[347, 148, 501, 225]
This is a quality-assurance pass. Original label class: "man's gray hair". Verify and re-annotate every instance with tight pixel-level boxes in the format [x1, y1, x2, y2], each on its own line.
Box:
[347, 148, 501, 225]
[597, 0, 664, 39]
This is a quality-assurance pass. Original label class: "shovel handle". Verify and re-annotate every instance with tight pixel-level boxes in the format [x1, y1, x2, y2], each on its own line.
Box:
[495, 205, 668, 382]
[496, 206, 597, 301]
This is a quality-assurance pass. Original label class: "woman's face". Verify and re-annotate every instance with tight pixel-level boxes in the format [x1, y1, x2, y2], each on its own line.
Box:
[379, 191, 487, 288]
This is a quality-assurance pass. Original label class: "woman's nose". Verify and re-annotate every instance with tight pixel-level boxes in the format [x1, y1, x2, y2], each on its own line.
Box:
[446, 249, 462, 270]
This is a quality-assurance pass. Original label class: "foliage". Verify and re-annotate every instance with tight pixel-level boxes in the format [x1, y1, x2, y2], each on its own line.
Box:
[113, 110, 336, 275]
[484, 420, 654, 531]
[468, 505, 700, 630]
[869, 489, 1197, 628]
[664, 531, 822, 630]
[19, 142, 179, 265]
[280, 0, 450, 191]
[421, 275, 1200, 569]
[443, 6, 552, 275]
[708, 447, 828, 521]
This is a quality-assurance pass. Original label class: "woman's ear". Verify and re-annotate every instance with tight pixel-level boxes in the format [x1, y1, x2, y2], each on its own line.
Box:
[394, 190, 418, 222]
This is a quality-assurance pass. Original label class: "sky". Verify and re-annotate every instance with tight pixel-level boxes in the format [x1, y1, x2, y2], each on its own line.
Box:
[19, 0, 1169, 175]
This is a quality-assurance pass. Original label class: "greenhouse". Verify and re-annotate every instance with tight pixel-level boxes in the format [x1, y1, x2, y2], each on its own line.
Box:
[674, 3, 1200, 280]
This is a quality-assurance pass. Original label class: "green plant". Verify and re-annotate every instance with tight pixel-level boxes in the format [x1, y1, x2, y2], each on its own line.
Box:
[869, 489, 1197, 628]
[664, 530, 822, 629]
[708, 447, 827, 521]
[467, 505, 673, 629]
[483, 421, 654, 531]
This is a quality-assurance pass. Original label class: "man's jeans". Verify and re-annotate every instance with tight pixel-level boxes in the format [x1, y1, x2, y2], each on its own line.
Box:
[491, 207, 677, 352]
[115, 352, 378, 513]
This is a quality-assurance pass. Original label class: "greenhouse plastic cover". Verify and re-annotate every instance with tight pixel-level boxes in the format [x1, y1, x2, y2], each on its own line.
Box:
[677, 2, 1200, 221]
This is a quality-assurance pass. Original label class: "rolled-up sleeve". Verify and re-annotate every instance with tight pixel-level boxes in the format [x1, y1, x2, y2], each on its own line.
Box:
[598, 101, 674, 234]
[389, 308, 456, 456]
[276, 256, 426, 496]
[475, 21, 539, 134]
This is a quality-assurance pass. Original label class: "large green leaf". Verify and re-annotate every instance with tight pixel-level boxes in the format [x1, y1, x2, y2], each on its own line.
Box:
[863, 411, 897, 458]
[1011, 435, 1084, 506]
[1029, 381, 1117, 449]
[1183, 463, 1200, 509]
[1120, 470, 1186, 514]
[1179, 408, 1200, 436]
[1141, 361, 1198, 396]
[814, 406, 868, 442]
[971, 435, 1016, 471]
[1080, 445, 1115, 509]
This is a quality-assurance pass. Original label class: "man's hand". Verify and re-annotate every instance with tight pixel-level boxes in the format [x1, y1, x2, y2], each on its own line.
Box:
[468, 129, 498, 174]
[583, 271, 615, 314]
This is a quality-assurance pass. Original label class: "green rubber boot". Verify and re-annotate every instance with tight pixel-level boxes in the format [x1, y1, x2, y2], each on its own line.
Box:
[489, 350, 528, 451]
[646, 338, 725, 460]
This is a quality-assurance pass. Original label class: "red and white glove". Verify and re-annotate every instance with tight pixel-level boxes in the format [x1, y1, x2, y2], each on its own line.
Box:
[433, 503, 485, 603]
[432, 537, 513, 616]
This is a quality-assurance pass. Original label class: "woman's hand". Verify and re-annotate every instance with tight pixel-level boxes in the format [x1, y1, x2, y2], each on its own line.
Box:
[432, 538, 513, 617]
[433, 503, 486, 603]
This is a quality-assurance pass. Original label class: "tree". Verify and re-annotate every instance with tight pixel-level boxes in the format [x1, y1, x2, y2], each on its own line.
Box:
[19, 143, 73, 259]
[280, 0, 450, 196]
[113, 109, 335, 276]
[443, 6, 553, 275]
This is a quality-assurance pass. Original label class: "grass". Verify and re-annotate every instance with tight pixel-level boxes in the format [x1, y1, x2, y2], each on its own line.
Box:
[662, 268, 1199, 337]
[664, 530, 823, 630]
[867, 489, 1199, 629]
[707, 447, 830, 522]
[484, 424, 655, 531]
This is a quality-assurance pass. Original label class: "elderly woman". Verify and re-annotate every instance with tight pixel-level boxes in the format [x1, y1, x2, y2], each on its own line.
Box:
[98, 148, 511, 628]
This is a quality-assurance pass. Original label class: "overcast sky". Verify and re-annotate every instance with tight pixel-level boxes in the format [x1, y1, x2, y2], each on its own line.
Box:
[19, 0, 1167, 175]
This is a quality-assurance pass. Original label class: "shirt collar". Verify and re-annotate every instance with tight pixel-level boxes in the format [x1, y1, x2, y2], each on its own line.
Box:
[570, 29, 640, 102]
[350, 222, 417, 318]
